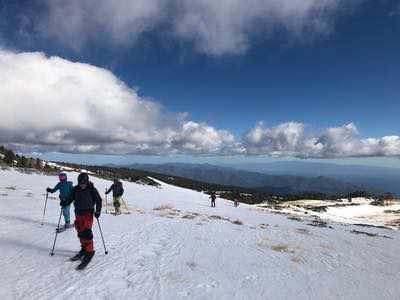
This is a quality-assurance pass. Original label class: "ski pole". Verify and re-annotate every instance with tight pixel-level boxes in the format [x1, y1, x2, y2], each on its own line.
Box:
[105, 188, 108, 214]
[50, 209, 63, 256]
[41, 192, 49, 226]
[96, 218, 108, 255]
[121, 197, 131, 214]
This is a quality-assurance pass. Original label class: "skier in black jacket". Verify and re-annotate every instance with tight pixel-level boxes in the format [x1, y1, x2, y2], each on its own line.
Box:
[105, 179, 124, 215]
[61, 173, 102, 269]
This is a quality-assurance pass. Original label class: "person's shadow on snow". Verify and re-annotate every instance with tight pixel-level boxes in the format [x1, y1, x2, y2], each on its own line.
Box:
[0, 214, 57, 227]
[0, 236, 75, 258]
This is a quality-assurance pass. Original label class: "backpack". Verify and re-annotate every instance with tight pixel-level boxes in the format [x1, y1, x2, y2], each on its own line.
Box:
[114, 181, 124, 197]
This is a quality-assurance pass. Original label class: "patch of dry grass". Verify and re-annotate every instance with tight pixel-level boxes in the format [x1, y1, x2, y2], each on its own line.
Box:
[153, 204, 174, 211]
[157, 212, 178, 219]
[291, 256, 303, 263]
[271, 244, 295, 254]
[296, 228, 310, 235]
[287, 215, 303, 222]
[231, 219, 244, 225]
[182, 214, 196, 220]
[209, 215, 223, 220]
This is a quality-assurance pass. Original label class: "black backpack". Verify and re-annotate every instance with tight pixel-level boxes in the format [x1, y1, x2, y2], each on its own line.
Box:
[114, 181, 124, 197]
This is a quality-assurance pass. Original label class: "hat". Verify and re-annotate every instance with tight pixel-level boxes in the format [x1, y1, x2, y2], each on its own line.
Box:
[78, 173, 89, 185]
[59, 172, 67, 181]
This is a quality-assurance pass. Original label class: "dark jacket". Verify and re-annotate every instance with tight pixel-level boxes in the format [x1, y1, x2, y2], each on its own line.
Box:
[106, 181, 124, 197]
[62, 182, 102, 215]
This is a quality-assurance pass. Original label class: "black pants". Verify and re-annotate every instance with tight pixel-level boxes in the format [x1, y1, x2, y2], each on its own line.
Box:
[211, 200, 215, 207]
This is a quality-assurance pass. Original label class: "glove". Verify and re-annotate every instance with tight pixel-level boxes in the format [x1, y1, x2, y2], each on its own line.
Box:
[94, 211, 101, 219]
[46, 188, 51, 193]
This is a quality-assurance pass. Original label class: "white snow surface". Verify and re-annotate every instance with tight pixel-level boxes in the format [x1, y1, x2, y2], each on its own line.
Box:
[272, 198, 400, 228]
[0, 169, 400, 300]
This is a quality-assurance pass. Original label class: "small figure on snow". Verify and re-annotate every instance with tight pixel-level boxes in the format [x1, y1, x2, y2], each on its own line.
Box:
[234, 191, 240, 207]
[210, 191, 217, 208]
[105, 179, 124, 215]
[61, 173, 102, 270]
[46, 172, 73, 229]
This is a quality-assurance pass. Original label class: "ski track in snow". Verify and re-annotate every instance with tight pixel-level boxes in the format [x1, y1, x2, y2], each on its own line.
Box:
[0, 169, 399, 299]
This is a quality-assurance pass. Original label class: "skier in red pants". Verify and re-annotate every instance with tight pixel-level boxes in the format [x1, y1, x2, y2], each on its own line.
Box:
[61, 173, 102, 269]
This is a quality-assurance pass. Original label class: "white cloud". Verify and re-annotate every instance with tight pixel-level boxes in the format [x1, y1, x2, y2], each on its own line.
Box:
[1, 50, 398, 159]
[42, 0, 167, 51]
[0, 50, 234, 155]
[242, 122, 400, 158]
[39, 0, 350, 55]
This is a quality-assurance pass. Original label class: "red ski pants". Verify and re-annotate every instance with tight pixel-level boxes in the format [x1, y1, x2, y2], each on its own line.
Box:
[75, 213, 94, 253]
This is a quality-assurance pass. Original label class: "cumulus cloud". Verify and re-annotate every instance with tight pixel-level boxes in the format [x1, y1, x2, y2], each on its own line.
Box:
[1, 50, 398, 159]
[38, 0, 350, 55]
[242, 122, 400, 158]
[0, 50, 234, 155]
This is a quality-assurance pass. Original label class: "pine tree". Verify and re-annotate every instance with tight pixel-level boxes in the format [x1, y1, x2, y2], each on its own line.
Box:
[4, 150, 16, 165]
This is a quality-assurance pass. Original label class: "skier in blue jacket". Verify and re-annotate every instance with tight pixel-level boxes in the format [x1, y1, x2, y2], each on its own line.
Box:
[47, 172, 73, 229]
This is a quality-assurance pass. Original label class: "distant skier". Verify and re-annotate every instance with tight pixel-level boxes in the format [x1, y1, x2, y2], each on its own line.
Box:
[234, 192, 240, 207]
[46, 172, 73, 230]
[61, 173, 102, 270]
[210, 191, 216, 208]
[105, 179, 124, 215]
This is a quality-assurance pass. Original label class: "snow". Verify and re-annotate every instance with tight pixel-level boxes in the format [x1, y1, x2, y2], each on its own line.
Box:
[323, 204, 400, 226]
[45, 161, 90, 173]
[270, 198, 400, 228]
[1, 169, 400, 299]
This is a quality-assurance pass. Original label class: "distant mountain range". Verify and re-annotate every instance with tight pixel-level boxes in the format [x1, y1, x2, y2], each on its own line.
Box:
[121, 163, 366, 196]
[225, 161, 400, 195]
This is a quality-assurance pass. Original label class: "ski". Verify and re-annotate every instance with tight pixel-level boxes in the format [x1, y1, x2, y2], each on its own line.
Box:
[76, 252, 95, 270]
[55, 227, 66, 233]
[70, 251, 85, 262]
[55, 225, 72, 233]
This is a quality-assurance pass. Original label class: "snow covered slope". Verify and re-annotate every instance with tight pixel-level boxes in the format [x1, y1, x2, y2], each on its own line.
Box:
[0, 169, 399, 299]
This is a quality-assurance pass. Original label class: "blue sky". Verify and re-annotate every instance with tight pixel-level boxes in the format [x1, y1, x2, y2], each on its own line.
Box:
[0, 0, 399, 167]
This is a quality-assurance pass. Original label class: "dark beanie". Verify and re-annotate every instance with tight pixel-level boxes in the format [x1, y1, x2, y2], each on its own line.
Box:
[78, 173, 89, 185]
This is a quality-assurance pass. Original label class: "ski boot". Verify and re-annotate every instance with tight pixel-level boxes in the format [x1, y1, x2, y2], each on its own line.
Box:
[76, 251, 95, 270]
[70, 249, 86, 261]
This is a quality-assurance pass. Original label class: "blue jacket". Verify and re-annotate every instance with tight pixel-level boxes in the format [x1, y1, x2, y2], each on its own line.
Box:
[49, 181, 73, 199]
